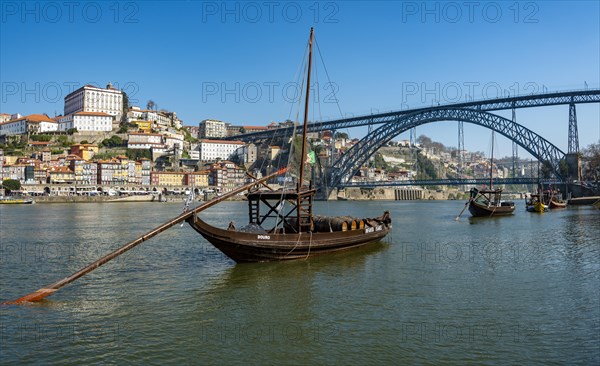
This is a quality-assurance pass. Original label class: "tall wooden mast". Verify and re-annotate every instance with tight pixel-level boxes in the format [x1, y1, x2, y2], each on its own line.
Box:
[296, 27, 314, 233]
[298, 27, 314, 190]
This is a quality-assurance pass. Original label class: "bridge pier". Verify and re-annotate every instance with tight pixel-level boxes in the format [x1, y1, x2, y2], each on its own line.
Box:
[565, 153, 582, 181]
[568, 103, 579, 154]
[394, 188, 423, 200]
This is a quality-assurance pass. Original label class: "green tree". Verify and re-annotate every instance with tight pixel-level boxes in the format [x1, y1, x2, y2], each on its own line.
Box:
[559, 159, 570, 178]
[67, 128, 78, 135]
[122, 91, 129, 123]
[57, 135, 71, 147]
[2, 179, 21, 192]
[126, 148, 151, 160]
[415, 153, 437, 180]
[372, 153, 388, 170]
[581, 142, 600, 182]
[101, 135, 123, 148]
[541, 160, 554, 179]
[30, 134, 52, 142]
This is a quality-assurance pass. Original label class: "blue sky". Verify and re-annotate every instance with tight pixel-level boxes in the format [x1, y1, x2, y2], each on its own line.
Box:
[1, 0, 599, 158]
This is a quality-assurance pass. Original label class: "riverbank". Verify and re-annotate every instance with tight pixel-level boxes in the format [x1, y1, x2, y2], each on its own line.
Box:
[29, 194, 246, 203]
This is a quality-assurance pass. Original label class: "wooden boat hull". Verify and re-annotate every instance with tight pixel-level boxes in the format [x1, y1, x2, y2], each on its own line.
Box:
[548, 199, 567, 209]
[187, 214, 392, 263]
[468, 200, 515, 217]
[526, 201, 546, 213]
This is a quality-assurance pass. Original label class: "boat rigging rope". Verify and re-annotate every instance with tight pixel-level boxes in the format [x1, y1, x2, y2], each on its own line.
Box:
[305, 231, 313, 260]
[284, 231, 304, 258]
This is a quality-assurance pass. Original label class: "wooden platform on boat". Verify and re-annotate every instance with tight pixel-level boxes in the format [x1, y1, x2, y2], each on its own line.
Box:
[246, 189, 317, 200]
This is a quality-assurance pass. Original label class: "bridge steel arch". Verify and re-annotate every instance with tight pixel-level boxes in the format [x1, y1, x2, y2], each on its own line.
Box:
[329, 108, 566, 188]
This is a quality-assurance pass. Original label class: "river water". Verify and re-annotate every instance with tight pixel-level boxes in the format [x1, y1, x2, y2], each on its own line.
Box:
[1, 200, 598, 365]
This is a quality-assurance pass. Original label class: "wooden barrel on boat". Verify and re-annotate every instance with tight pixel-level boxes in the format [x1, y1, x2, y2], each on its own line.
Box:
[356, 219, 365, 230]
[340, 216, 358, 230]
[314, 216, 348, 232]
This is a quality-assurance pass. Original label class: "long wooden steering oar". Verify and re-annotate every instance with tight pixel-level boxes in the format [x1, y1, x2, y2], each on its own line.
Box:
[3, 168, 286, 305]
[455, 196, 473, 221]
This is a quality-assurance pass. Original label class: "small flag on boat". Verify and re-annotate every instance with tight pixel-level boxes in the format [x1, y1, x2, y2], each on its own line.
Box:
[306, 151, 316, 165]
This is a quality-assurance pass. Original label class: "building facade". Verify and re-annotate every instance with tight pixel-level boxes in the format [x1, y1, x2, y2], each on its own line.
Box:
[58, 112, 113, 132]
[128, 133, 165, 149]
[199, 119, 227, 138]
[0, 114, 58, 136]
[64, 83, 123, 120]
[198, 139, 245, 162]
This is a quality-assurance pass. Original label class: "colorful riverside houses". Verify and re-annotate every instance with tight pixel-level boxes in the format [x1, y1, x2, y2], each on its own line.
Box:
[150, 171, 187, 186]
[68, 155, 97, 185]
[70, 144, 99, 161]
[206, 161, 246, 192]
[187, 171, 209, 188]
[140, 159, 151, 186]
[97, 157, 127, 185]
[49, 166, 75, 184]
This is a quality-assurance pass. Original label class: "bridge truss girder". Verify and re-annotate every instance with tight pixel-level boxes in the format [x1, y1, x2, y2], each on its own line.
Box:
[224, 89, 600, 142]
[329, 108, 566, 188]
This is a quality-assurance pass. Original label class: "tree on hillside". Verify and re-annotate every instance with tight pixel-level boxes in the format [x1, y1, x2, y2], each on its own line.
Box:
[147, 100, 156, 111]
[122, 91, 130, 123]
[582, 142, 600, 182]
[417, 134, 446, 152]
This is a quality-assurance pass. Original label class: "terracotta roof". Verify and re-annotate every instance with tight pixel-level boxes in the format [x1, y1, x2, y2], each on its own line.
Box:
[2, 114, 55, 124]
[49, 166, 73, 173]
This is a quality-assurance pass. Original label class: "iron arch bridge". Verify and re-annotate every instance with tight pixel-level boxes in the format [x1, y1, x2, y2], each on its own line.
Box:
[328, 108, 566, 188]
[222, 89, 600, 142]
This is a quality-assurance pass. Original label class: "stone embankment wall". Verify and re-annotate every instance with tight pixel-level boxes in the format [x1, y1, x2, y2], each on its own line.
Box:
[335, 188, 470, 201]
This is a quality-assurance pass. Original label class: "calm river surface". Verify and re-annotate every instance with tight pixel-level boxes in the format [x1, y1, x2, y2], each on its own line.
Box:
[1, 200, 599, 365]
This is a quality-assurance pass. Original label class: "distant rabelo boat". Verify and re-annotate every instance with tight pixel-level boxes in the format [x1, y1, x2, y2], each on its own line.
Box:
[466, 132, 515, 217]
[187, 28, 392, 262]
[544, 188, 567, 209]
[525, 192, 546, 213]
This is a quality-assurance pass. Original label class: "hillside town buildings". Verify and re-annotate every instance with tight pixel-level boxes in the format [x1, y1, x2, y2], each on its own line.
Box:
[64, 83, 124, 120]
[57, 112, 113, 132]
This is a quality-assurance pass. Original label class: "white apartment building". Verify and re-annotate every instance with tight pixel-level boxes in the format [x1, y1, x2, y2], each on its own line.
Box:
[199, 119, 227, 138]
[58, 112, 113, 132]
[64, 83, 123, 120]
[0, 114, 58, 136]
[198, 139, 245, 162]
[128, 133, 165, 149]
[0, 113, 11, 123]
